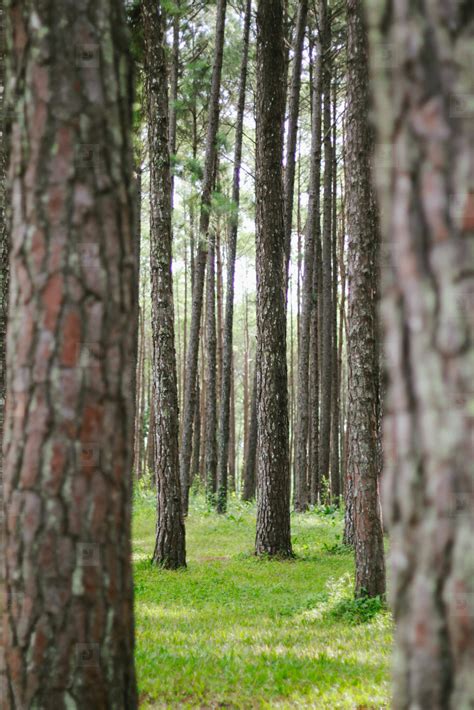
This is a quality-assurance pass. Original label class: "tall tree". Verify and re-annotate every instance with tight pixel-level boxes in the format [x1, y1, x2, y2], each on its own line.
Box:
[205, 228, 218, 503]
[309, 24, 323, 506]
[367, 0, 474, 704]
[2, 0, 138, 704]
[143, 0, 186, 569]
[179, 0, 227, 514]
[216, 0, 252, 514]
[255, 0, 292, 558]
[318, 0, 333, 497]
[345, 0, 385, 597]
[284, 0, 308, 280]
[330, 75, 341, 502]
[294, 19, 322, 512]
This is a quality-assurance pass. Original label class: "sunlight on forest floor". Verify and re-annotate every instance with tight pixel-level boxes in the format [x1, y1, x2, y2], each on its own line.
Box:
[133, 493, 392, 709]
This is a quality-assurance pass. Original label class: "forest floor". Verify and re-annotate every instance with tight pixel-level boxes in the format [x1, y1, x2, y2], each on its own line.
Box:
[133, 490, 392, 709]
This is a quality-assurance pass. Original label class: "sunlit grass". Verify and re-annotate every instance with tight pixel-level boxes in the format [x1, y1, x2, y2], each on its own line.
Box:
[133, 492, 392, 708]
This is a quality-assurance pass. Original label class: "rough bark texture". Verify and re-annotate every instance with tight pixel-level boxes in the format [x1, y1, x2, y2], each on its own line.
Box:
[284, 0, 308, 280]
[2, 1, 138, 705]
[205, 231, 217, 505]
[330, 78, 341, 502]
[0, 2, 7, 692]
[216, 0, 251, 514]
[242, 364, 257, 501]
[144, 0, 186, 570]
[309, 28, 323, 506]
[345, 0, 385, 598]
[318, 0, 333, 496]
[366, 0, 474, 705]
[179, 0, 227, 514]
[294, 30, 322, 512]
[255, 0, 292, 558]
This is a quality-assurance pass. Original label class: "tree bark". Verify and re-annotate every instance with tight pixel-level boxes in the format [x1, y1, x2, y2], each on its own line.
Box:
[366, 0, 474, 704]
[216, 0, 251, 514]
[179, 0, 227, 514]
[309, 24, 323, 506]
[284, 0, 308, 281]
[255, 0, 292, 558]
[0, 3, 8, 693]
[330, 76, 341, 502]
[345, 0, 385, 598]
[294, 24, 322, 512]
[205, 230, 218, 504]
[242, 363, 257, 501]
[2, 1, 138, 704]
[144, 0, 186, 570]
[318, 0, 333, 499]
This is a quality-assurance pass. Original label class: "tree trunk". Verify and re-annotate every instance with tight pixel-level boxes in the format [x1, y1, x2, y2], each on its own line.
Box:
[228, 361, 236, 494]
[205, 230, 218, 504]
[330, 76, 341, 503]
[309, 26, 323, 506]
[345, 0, 385, 597]
[255, 0, 292, 558]
[179, 0, 227, 514]
[242, 364, 257, 501]
[2, 1, 138, 704]
[284, 0, 308, 281]
[0, 4, 8, 691]
[134, 306, 144, 477]
[367, 0, 474, 704]
[318, 0, 333, 499]
[216, 0, 251, 514]
[144, 0, 186, 570]
[294, 25, 322, 512]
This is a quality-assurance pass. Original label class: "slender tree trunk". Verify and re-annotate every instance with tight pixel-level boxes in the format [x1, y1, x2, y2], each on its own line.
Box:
[2, 1, 138, 703]
[242, 292, 250, 467]
[345, 0, 385, 598]
[216, 0, 251, 513]
[179, 0, 227, 514]
[228, 361, 236, 493]
[255, 0, 292, 558]
[284, 0, 308, 281]
[216, 218, 223, 403]
[308, 27, 323, 506]
[169, 0, 179, 169]
[134, 307, 144, 478]
[144, 0, 186, 569]
[330, 77, 341, 502]
[205, 230, 218, 504]
[367, 0, 474, 704]
[294, 26, 322, 512]
[318, 0, 333, 498]
[190, 379, 201, 486]
[242, 364, 257, 501]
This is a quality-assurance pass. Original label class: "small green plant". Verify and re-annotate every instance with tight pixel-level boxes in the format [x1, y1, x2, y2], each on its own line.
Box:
[330, 592, 386, 625]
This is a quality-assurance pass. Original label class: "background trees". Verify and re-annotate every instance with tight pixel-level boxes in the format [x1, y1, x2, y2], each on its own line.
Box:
[2, 0, 137, 704]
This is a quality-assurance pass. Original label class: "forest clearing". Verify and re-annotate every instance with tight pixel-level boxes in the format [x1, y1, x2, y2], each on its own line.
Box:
[0, 0, 472, 707]
[133, 494, 392, 708]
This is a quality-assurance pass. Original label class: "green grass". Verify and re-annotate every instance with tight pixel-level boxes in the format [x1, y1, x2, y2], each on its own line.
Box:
[133, 492, 392, 709]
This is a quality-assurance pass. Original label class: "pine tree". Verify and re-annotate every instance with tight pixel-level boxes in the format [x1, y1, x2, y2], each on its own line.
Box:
[254, 0, 292, 558]
[2, 1, 138, 703]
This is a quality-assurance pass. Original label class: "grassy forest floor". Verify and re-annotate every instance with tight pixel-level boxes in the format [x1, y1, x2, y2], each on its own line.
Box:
[133, 490, 393, 709]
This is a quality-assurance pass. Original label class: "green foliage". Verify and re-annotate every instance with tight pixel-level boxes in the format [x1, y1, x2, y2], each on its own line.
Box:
[133, 495, 392, 708]
[304, 574, 388, 627]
